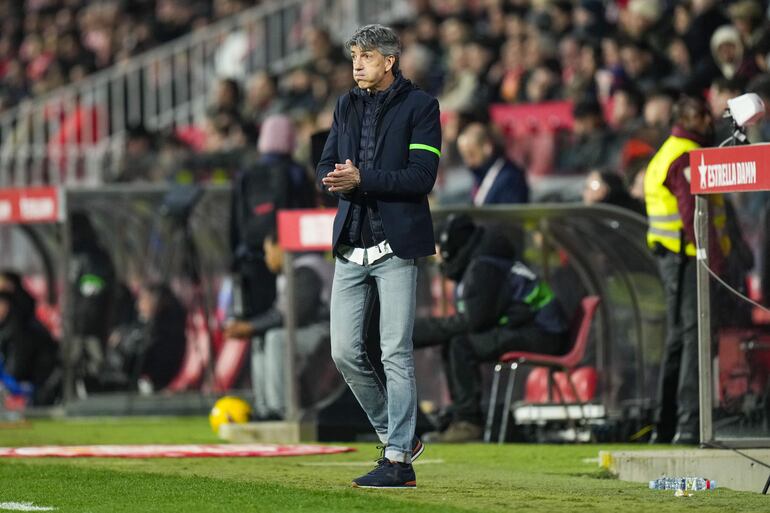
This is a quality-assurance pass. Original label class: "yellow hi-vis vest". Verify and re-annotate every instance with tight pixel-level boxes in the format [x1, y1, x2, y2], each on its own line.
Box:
[645, 135, 700, 255]
[644, 135, 731, 256]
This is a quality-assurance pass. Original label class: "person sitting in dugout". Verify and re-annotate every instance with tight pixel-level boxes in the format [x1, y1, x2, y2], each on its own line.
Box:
[413, 214, 569, 442]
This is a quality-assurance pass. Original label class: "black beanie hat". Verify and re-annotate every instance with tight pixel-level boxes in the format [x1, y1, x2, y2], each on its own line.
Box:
[438, 214, 477, 263]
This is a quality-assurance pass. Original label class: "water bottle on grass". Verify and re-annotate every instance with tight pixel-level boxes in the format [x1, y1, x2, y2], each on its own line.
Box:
[649, 477, 717, 491]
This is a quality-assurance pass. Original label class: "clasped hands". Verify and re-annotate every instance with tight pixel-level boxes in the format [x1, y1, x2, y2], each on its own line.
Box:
[322, 159, 361, 193]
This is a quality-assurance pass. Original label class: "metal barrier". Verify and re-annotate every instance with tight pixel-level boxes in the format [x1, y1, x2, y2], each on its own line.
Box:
[0, 0, 403, 187]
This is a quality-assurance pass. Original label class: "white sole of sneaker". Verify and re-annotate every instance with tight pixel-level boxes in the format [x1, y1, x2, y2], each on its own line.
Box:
[352, 484, 417, 489]
[411, 441, 425, 462]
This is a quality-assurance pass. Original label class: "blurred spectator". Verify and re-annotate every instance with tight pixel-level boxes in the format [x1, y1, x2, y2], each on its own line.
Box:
[68, 210, 116, 395]
[494, 37, 525, 103]
[709, 77, 745, 144]
[242, 71, 285, 133]
[747, 73, 770, 142]
[711, 24, 760, 82]
[116, 125, 158, 182]
[457, 122, 529, 205]
[155, 0, 203, 43]
[619, 39, 669, 96]
[284, 67, 323, 113]
[255, 114, 315, 208]
[400, 43, 440, 95]
[558, 33, 580, 89]
[465, 37, 495, 101]
[610, 84, 644, 134]
[662, 36, 703, 94]
[628, 160, 648, 204]
[229, 114, 315, 324]
[156, 132, 195, 182]
[304, 27, 347, 77]
[209, 78, 243, 119]
[438, 44, 480, 112]
[582, 169, 645, 216]
[573, 0, 610, 40]
[226, 230, 333, 419]
[682, 0, 729, 65]
[523, 61, 561, 103]
[0, 270, 59, 405]
[728, 0, 768, 52]
[102, 282, 186, 392]
[559, 98, 615, 173]
[415, 13, 442, 57]
[642, 89, 676, 145]
[609, 84, 645, 164]
[621, 0, 669, 55]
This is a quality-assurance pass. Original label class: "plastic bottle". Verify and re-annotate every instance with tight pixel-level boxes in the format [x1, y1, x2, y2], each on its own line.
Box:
[648, 477, 717, 491]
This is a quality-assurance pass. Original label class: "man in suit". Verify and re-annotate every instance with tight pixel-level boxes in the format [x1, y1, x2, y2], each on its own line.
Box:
[316, 24, 441, 489]
[457, 123, 529, 205]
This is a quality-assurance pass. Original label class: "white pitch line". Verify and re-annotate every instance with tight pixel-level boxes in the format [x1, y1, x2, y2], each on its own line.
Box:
[299, 458, 444, 467]
[0, 502, 56, 511]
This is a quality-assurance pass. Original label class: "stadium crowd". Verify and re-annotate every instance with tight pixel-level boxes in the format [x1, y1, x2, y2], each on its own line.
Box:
[112, 0, 770, 210]
[4, 0, 770, 209]
[0, 0, 258, 111]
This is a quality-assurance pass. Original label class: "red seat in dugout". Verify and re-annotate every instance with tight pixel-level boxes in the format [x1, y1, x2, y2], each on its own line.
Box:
[484, 295, 601, 443]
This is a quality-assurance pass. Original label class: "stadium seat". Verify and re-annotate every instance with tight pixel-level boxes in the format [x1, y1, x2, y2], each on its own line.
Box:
[524, 366, 598, 404]
[483, 295, 601, 443]
[166, 310, 211, 392]
[213, 337, 250, 392]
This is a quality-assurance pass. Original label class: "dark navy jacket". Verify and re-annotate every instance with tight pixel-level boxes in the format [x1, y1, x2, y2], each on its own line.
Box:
[316, 73, 442, 259]
[472, 155, 529, 205]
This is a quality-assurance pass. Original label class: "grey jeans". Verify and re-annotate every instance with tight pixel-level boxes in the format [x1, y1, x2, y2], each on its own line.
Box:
[251, 323, 329, 418]
[330, 254, 418, 463]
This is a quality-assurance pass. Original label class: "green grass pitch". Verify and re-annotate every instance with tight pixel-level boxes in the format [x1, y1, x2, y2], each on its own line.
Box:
[0, 417, 765, 512]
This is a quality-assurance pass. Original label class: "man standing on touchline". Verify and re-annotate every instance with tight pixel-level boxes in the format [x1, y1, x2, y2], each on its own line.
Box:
[316, 24, 441, 489]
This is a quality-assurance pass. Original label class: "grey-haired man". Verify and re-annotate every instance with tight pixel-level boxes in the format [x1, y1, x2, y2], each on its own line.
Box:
[316, 24, 441, 488]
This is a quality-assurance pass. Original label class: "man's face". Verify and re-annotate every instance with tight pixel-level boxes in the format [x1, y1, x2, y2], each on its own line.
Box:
[247, 74, 274, 106]
[350, 45, 394, 90]
[644, 97, 673, 128]
[457, 136, 492, 169]
[611, 91, 632, 126]
[682, 103, 715, 139]
[717, 42, 739, 65]
[620, 46, 648, 78]
[263, 238, 283, 274]
[709, 85, 734, 116]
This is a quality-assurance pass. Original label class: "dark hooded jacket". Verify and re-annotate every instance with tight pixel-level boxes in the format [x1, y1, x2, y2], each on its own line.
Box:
[414, 225, 568, 346]
[316, 72, 442, 259]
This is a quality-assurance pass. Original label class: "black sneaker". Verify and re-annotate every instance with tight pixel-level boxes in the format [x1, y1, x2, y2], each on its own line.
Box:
[411, 436, 425, 463]
[352, 459, 416, 489]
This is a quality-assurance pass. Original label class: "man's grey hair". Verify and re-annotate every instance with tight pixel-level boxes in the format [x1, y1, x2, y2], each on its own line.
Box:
[345, 24, 401, 60]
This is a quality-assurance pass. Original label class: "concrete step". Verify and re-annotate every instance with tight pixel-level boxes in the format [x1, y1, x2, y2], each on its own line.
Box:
[218, 420, 317, 444]
[600, 448, 770, 493]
